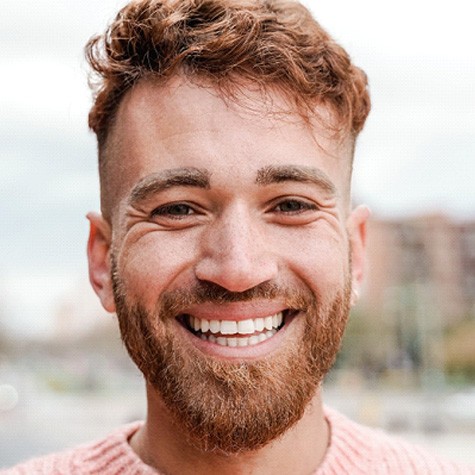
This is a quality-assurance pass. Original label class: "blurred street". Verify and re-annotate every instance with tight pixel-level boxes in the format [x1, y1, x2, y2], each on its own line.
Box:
[1, 366, 474, 468]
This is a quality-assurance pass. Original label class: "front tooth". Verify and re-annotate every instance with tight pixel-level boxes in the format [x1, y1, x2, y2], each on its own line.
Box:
[254, 317, 264, 332]
[264, 316, 273, 330]
[227, 337, 238, 347]
[238, 337, 249, 347]
[248, 335, 259, 346]
[221, 320, 238, 335]
[209, 320, 220, 334]
[237, 319, 255, 334]
[201, 319, 210, 333]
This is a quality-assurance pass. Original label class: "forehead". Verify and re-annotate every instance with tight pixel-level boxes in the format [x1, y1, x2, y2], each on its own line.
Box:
[103, 77, 353, 217]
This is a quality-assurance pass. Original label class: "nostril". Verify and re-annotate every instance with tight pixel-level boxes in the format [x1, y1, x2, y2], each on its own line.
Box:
[194, 257, 278, 294]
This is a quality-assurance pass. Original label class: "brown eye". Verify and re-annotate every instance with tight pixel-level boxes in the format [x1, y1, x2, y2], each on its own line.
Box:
[275, 200, 316, 213]
[152, 203, 194, 217]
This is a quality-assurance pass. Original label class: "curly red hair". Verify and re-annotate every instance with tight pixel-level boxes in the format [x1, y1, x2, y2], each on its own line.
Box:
[86, 0, 370, 149]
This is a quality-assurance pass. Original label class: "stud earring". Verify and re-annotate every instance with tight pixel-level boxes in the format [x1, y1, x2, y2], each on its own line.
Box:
[350, 288, 360, 306]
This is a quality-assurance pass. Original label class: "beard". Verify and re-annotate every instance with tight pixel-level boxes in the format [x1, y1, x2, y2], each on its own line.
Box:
[111, 259, 351, 455]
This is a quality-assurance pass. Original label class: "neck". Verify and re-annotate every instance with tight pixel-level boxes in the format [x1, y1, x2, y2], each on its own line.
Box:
[130, 385, 329, 475]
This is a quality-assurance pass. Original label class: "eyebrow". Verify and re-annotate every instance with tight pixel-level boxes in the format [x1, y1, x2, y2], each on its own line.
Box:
[255, 165, 337, 195]
[128, 167, 211, 205]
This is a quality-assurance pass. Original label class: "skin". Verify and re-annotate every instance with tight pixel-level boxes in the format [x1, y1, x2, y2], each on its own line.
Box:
[87, 76, 369, 474]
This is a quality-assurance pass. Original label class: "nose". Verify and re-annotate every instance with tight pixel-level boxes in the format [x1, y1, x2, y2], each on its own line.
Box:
[194, 206, 278, 293]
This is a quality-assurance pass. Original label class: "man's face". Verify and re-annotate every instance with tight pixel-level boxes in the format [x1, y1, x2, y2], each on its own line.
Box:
[88, 77, 367, 453]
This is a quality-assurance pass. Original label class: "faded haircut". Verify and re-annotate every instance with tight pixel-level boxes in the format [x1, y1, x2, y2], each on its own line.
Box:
[86, 0, 370, 153]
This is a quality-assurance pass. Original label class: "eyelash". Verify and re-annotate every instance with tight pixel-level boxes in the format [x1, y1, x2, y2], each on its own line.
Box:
[151, 203, 196, 219]
[272, 199, 318, 214]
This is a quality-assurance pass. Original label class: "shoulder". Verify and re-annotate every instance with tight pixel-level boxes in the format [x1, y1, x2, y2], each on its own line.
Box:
[319, 406, 475, 475]
[0, 422, 155, 475]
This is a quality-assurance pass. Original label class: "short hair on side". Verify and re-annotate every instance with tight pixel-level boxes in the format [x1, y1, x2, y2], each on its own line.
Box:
[85, 0, 370, 153]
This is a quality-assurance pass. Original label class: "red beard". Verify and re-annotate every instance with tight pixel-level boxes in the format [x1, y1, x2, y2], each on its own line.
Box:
[112, 264, 351, 454]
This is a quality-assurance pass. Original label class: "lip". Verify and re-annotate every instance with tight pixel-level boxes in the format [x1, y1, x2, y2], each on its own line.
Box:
[175, 309, 301, 360]
[178, 301, 290, 321]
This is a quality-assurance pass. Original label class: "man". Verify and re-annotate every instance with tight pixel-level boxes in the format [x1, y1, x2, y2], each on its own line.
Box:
[3, 0, 473, 473]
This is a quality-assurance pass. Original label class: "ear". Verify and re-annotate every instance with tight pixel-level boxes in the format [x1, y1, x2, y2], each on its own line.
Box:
[87, 212, 116, 313]
[346, 205, 370, 300]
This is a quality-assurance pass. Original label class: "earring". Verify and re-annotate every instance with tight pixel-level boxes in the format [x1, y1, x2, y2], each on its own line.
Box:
[350, 288, 360, 306]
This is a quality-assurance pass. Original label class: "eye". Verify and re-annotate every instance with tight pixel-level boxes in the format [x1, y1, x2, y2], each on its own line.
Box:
[151, 203, 195, 218]
[274, 199, 317, 214]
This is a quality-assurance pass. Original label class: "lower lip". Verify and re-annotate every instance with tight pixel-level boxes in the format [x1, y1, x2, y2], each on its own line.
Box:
[176, 313, 299, 360]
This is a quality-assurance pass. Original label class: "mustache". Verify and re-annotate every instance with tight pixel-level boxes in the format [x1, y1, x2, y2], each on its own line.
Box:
[158, 280, 316, 317]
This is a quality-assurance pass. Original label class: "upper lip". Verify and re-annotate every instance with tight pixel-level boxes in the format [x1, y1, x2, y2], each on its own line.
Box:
[179, 301, 290, 321]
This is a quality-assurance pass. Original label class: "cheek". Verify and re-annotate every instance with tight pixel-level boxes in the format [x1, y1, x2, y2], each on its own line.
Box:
[116, 231, 199, 306]
[273, 228, 350, 295]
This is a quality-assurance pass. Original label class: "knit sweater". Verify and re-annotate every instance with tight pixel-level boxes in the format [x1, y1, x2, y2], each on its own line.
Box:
[2, 407, 473, 474]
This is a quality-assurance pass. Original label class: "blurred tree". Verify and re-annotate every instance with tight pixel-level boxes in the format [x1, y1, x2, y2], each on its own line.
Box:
[444, 318, 475, 383]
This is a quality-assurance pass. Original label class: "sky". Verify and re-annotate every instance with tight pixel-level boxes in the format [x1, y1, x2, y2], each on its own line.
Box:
[1, 0, 474, 337]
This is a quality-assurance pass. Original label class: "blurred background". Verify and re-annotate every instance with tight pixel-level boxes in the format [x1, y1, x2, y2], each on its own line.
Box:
[1, 0, 474, 468]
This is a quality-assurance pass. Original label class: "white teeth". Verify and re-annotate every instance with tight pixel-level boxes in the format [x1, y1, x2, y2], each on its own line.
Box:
[258, 333, 267, 343]
[227, 337, 238, 347]
[248, 335, 259, 345]
[237, 319, 255, 334]
[188, 312, 284, 347]
[273, 313, 283, 328]
[238, 337, 249, 347]
[209, 320, 220, 333]
[220, 320, 238, 335]
[189, 312, 283, 335]
[254, 318, 264, 332]
[201, 319, 210, 333]
[208, 329, 277, 347]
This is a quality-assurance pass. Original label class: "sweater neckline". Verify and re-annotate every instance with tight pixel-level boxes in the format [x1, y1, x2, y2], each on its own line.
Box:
[86, 408, 374, 474]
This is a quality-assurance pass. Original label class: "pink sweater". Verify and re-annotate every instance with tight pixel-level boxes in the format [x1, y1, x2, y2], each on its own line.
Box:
[2, 408, 473, 474]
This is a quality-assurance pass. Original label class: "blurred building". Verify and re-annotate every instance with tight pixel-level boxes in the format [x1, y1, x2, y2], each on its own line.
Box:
[354, 213, 475, 382]
[362, 214, 475, 324]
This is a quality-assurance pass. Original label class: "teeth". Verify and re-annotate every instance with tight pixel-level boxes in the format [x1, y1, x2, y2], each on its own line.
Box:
[254, 318, 264, 332]
[187, 313, 284, 347]
[221, 320, 238, 335]
[273, 313, 283, 328]
[204, 329, 277, 347]
[188, 312, 284, 336]
[227, 337, 238, 347]
[201, 319, 210, 333]
[238, 337, 249, 347]
[258, 333, 267, 343]
[249, 335, 259, 345]
[237, 319, 255, 334]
